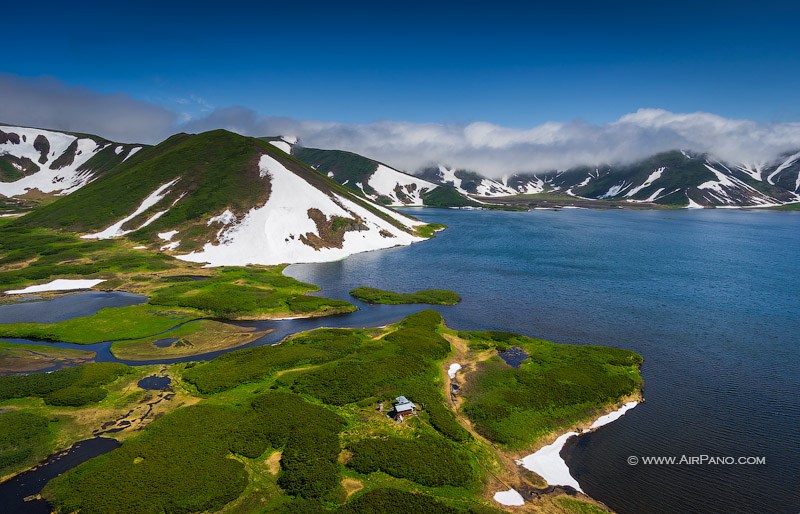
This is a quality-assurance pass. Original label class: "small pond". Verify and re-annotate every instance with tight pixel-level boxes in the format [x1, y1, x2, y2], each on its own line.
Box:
[498, 346, 529, 368]
[137, 375, 172, 391]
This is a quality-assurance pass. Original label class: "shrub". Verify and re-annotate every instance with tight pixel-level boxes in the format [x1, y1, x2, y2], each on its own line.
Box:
[347, 435, 475, 487]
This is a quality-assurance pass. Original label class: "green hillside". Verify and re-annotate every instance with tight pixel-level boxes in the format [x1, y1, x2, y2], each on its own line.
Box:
[13, 130, 421, 252]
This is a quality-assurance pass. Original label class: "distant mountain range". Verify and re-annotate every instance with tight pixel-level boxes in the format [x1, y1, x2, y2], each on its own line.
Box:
[2, 123, 799, 235]
[1, 124, 429, 266]
[291, 144, 800, 208]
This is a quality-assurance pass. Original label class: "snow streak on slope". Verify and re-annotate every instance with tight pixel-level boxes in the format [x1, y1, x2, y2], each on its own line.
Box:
[180, 154, 423, 266]
[268, 137, 294, 154]
[436, 164, 515, 196]
[0, 126, 103, 197]
[81, 178, 180, 239]
[766, 151, 800, 185]
[625, 167, 665, 197]
[367, 164, 437, 206]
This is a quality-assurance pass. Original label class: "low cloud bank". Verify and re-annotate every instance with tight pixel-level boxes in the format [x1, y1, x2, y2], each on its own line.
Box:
[3, 74, 800, 175]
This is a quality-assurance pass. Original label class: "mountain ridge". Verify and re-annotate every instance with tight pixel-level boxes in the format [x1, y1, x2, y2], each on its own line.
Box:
[8, 128, 432, 266]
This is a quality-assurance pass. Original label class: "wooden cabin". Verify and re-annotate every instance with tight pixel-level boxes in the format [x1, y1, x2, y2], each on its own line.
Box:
[391, 395, 417, 421]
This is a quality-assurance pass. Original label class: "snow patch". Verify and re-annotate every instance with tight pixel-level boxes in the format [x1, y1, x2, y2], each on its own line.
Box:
[588, 401, 639, 430]
[685, 193, 704, 209]
[269, 139, 292, 154]
[367, 164, 437, 206]
[6, 279, 106, 295]
[493, 489, 524, 506]
[448, 363, 462, 379]
[625, 167, 665, 197]
[517, 401, 639, 492]
[81, 178, 180, 239]
[122, 146, 142, 162]
[0, 126, 103, 197]
[158, 230, 179, 241]
[766, 151, 800, 185]
[599, 182, 631, 199]
[208, 209, 237, 226]
[179, 154, 423, 266]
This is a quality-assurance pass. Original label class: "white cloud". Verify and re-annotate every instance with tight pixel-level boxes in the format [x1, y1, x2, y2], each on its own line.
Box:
[182, 107, 800, 176]
[0, 74, 176, 144]
[3, 74, 800, 176]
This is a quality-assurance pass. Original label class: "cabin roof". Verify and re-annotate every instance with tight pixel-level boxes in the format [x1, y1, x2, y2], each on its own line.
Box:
[395, 396, 409, 403]
[395, 402, 415, 413]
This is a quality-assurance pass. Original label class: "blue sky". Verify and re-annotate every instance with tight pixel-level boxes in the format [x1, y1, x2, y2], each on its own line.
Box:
[5, 0, 800, 126]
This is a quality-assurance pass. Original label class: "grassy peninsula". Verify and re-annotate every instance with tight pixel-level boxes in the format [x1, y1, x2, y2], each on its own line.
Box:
[350, 286, 461, 305]
[0, 311, 643, 513]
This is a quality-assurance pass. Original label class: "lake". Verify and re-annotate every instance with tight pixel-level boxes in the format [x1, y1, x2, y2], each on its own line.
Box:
[286, 207, 800, 514]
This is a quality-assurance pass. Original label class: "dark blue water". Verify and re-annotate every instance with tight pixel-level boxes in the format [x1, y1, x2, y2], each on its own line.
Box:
[0, 291, 146, 324]
[285, 208, 800, 514]
[137, 375, 172, 391]
[0, 437, 121, 513]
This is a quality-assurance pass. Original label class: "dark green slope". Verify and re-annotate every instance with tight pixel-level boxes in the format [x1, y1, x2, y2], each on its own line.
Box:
[292, 146, 390, 202]
[294, 147, 478, 207]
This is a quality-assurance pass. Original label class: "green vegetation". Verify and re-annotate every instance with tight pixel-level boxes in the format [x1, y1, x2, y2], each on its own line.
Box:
[555, 497, 611, 514]
[0, 362, 130, 406]
[15, 131, 269, 242]
[10, 130, 421, 252]
[767, 201, 800, 211]
[0, 410, 55, 477]
[43, 392, 346, 513]
[109, 320, 268, 361]
[293, 147, 383, 198]
[350, 286, 461, 305]
[183, 328, 364, 394]
[422, 185, 479, 207]
[347, 435, 475, 487]
[0, 304, 200, 344]
[0, 341, 94, 373]
[337, 488, 479, 514]
[149, 266, 355, 319]
[1, 307, 639, 513]
[0, 226, 174, 292]
[414, 222, 447, 238]
[457, 331, 642, 448]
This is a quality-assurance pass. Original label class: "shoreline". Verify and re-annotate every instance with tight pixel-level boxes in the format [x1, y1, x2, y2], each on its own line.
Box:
[492, 390, 643, 508]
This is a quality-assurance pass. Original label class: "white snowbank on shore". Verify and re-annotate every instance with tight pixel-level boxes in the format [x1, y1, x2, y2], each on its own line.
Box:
[517, 431, 583, 492]
[517, 401, 640, 492]
[448, 363, 462, 379]
[587, 401, 638, 430]
[6, 279, 105, 295]
[493, 488, 525, 506]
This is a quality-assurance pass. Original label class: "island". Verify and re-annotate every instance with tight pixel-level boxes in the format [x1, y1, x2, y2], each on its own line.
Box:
[350, 286, 462, 305]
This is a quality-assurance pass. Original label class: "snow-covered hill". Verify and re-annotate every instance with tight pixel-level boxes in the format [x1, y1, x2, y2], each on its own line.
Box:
[180, 154, 424, 265]
[0, 124, 143, 198]
[18, 129, 430, 266]
[291, 146, 440, 206]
